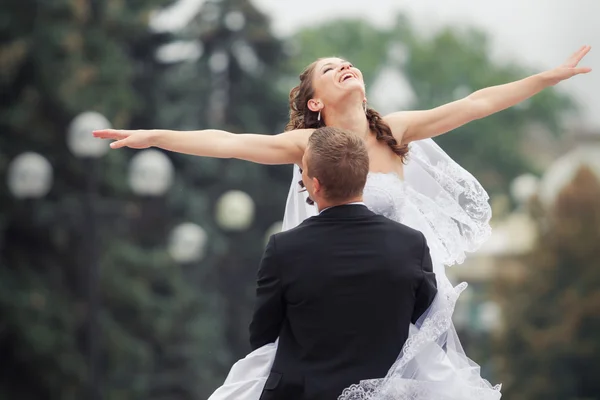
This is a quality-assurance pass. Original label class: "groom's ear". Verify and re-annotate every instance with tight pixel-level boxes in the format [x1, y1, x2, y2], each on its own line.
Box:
[312, 177, 322, 194]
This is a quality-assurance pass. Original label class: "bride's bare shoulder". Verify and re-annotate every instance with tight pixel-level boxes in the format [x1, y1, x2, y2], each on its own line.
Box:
[280, 128, 314, 151]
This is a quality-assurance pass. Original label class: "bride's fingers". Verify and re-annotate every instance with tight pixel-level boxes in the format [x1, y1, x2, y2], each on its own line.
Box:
[566, 46, 586, 62]
[109, 138, 129, 149]
[93, 129, 129, 140]
[569, 45, 591, 66]
[563, 46, 589, 68]
[573, 66, 592, 75]
[577, 45, 592, 62]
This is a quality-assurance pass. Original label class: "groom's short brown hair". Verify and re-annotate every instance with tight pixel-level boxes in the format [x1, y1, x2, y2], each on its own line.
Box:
[305, 126, 369, 202]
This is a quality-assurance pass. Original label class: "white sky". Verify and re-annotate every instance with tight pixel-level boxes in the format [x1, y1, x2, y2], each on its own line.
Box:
[153, 0, 600, 129]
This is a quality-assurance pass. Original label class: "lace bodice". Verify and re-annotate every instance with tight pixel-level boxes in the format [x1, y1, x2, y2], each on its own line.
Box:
[363, 172, 406, 222]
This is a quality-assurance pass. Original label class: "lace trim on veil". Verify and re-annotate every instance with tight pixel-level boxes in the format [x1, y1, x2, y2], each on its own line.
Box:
[401, 139, 492, 266]
[337, 281, 501, 400]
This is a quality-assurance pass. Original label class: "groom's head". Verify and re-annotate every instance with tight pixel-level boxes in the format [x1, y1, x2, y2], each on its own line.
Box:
[301, 126, 369, 211]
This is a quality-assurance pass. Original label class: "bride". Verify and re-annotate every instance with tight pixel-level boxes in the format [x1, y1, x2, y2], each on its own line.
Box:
[94, 46, 591, 399]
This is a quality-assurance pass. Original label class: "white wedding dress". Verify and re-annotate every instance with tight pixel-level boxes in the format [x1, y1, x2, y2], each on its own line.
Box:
[208, 139, 502, 400]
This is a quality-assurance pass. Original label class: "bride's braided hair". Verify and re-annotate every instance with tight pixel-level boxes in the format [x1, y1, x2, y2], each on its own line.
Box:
[285, 59, 409, 162]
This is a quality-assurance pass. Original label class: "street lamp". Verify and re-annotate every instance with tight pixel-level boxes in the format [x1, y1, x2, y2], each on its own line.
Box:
[128, 149, 174, 196]
[7, 152, 53, 199]
[168, 223, 207, 263]
[215, 190, 255, 231]
[5, 152, 53, 255]
[9, 112, 178, 400]
[67, 111, 111, 158]
[224, 11, 245, 31]
[67, 110, 111, 400]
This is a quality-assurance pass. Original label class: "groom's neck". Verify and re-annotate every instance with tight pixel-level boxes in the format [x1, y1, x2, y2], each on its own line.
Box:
[317, 195, 364, 212]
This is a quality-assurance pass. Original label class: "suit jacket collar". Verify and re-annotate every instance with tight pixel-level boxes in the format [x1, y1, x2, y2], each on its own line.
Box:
[316, 204, 374, 219]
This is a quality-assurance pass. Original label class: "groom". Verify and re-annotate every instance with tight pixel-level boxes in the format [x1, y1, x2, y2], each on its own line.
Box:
[249, 126, 437, 400]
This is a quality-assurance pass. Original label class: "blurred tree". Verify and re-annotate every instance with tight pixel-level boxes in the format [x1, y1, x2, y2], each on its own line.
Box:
[149, 0, 293, 374]
[288, 15, 576, 195]
[0, 0, 225, 399]
[286, 19, 393, 86]
[497, 166, 600, 399]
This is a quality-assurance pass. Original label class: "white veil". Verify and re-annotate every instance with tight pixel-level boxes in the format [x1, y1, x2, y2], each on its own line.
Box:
[281, 138, 502, 400]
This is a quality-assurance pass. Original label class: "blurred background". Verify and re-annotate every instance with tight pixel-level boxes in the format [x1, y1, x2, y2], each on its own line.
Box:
[1, 0, 599, 399]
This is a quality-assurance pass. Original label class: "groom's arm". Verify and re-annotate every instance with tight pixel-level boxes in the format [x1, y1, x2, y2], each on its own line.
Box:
[249, 235, 285, 350]
[411, 233, 438, 324]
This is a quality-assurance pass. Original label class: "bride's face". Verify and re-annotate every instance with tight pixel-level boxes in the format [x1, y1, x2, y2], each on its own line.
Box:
[308, 57, 366, 113]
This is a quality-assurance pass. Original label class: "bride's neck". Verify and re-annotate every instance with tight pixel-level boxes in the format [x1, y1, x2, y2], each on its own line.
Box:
[323, 103, 370, 138]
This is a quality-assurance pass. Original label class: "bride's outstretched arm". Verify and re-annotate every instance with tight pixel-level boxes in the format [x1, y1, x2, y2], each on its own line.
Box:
[385, 45, 592, 144]
[92, 128, 313, 165]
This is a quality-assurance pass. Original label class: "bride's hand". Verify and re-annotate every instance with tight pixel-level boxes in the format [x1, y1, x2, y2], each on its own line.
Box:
[93, 129, 156, 149]
[543, 45, 592, 85]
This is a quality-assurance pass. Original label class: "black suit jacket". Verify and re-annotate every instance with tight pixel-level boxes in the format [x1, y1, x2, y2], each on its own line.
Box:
[249, 204, 437, 400]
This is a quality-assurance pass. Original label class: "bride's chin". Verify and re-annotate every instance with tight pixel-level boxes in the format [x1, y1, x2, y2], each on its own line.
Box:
[337, 86, 366, 103]
[337, 80, 364, 90]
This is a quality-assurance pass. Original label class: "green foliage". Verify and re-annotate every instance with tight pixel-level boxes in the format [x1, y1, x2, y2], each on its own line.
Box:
[497, 166, 600, 399]
[287, 18, 393, 86]
[402, 26, 573, 192]
[149, 0, 293, 368]
[0, 0, 229, 398]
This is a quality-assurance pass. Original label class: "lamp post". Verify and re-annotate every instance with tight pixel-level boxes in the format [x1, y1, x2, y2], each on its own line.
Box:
[67, 111, 110, 400]
[8, 114, 110, 400]
[207, 50, 230, 126]
[5, 152, 53, 253]
[8, 116, 179, 400]
[128, 148, 174, 249]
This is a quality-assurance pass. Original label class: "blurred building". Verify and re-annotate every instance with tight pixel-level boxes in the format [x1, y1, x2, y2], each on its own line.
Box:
[449, 126, 600, 334]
